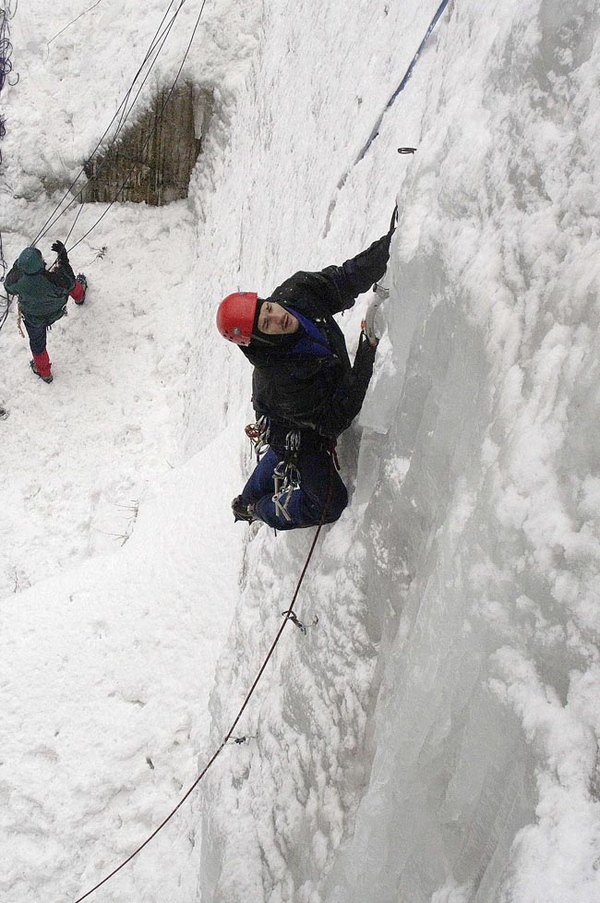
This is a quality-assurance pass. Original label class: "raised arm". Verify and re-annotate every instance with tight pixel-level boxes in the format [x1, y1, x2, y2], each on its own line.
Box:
[270, 228, 394, 317]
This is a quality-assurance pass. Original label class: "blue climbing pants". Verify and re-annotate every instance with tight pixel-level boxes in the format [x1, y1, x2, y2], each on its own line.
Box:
[241, 445, 348, 531]
[24, 321, 48, 355]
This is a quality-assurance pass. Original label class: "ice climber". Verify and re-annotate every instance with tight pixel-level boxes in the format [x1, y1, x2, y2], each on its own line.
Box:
[216, 215, 396, 530]
[5, 241, 88, 383]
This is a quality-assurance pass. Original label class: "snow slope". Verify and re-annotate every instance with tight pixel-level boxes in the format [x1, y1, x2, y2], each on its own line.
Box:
[2, 0, 600, 902]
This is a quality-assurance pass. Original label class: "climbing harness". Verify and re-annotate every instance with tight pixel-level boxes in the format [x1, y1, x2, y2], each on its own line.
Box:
[246, 419, 304, 523]
[245, 419, 339, 525]
[71, 461, 335, 903]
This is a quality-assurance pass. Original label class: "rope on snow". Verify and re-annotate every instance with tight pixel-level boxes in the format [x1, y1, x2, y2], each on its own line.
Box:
[46, 0, 104, 50]
[72, 467, 335, 903]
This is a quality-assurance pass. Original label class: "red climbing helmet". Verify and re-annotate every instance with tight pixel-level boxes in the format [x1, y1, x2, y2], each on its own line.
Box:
[216, 292, 258, 345]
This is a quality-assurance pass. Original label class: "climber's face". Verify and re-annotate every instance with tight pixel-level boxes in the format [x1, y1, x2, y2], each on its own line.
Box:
[257, 302, 299, 336]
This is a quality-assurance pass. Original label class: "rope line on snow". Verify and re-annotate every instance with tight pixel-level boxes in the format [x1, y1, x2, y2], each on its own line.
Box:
[72, 466, 334, 903]
[46, 0, 104, 50]
[32, 0, 191, 247]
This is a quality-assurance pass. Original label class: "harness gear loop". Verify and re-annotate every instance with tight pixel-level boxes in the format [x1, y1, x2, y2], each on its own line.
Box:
[272, 459, 300, 521]
[272, 466, 293, 522]
[272, 430, 302, 519]
[245, 415, 270, 460]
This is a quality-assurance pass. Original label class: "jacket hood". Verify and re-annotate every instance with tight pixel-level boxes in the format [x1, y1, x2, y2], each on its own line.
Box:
[17, 247, 45, 275]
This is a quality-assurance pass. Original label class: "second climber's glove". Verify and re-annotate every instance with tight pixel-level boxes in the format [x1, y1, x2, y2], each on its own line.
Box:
[51, 240, 69, 264]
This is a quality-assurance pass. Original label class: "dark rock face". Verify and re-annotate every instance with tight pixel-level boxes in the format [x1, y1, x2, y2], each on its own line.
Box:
[83, 83, 208, 206]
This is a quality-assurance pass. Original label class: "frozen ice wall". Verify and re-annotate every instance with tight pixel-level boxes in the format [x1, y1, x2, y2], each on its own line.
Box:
[195, 0, 600, 901]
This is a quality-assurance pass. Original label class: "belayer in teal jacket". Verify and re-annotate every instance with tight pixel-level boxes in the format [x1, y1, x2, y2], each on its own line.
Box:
[5, 242, 86, 383]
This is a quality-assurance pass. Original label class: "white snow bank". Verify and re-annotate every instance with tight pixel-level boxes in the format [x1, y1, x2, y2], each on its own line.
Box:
[3, 0, 600, 901]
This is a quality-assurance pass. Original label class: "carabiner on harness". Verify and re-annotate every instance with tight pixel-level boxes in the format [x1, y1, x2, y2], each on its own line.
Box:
[245, 415, 270, 461]
[272, 430, 301, 521]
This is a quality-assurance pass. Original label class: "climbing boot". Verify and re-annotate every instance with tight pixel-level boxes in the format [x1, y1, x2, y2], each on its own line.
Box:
[231, 496, 255, 523]
[30, 359, 53, 383]
[72, 274, 87, 305]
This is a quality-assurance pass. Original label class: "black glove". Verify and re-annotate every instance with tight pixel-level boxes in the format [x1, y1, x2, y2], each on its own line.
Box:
[51, 240, 69, 263]
[353, 331, 377, 382]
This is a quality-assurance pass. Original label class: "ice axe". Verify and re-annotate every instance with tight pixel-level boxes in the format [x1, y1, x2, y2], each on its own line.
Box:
[361, 203, 397, 345]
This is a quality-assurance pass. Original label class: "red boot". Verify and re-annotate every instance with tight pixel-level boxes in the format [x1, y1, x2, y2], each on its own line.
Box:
[70, 274, 87, 304]
[31, 351, 53, 383]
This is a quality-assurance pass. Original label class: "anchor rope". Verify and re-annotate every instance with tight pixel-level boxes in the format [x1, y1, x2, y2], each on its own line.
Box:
[72, 465, 334, 902]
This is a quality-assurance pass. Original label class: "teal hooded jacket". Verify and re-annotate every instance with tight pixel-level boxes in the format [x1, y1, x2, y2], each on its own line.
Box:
[5, 258, 76, 327]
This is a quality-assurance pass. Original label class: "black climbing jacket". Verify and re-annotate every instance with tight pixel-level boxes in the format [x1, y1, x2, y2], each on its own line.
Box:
[242, 231, 391, 439]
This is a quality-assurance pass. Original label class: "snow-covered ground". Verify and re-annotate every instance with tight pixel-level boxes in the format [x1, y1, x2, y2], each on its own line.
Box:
[2, 0, 600, 901]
